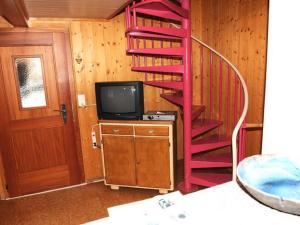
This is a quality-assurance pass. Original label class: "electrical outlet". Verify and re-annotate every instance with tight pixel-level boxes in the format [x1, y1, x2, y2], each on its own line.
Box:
[91, 131, 97, 149]
[78, 94, 86, 107]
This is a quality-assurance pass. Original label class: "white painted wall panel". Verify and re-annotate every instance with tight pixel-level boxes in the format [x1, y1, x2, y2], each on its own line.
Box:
[262, 0, 300, 161]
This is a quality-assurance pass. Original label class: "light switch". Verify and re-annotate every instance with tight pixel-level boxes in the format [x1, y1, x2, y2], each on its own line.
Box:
[78, 94, 86, 107]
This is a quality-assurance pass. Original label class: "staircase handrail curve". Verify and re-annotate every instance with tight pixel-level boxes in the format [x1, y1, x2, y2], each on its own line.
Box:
[171, 23, 249, 181]
[192, 35, 248, 181]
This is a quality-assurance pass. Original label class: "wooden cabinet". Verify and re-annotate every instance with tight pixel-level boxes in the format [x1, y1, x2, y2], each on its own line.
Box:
[102, 135, 136, 186]
[99, 120, 174, 193]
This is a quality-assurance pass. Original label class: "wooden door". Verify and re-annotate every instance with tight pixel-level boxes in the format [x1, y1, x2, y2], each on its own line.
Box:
[0, 30, 82, 197]
[135, 137, 171, 188]
[102, 136, 136, 186]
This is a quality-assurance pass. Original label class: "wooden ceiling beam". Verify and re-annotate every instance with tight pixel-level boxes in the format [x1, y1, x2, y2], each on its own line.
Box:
[0, 0, 29, 27]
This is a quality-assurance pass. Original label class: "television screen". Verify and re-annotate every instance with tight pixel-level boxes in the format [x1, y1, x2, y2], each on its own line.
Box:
[95, 81, 144, 120]
[100, 85, 136, 113]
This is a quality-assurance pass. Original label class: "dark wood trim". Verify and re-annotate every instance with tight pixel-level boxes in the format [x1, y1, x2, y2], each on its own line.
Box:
[0, 31, 53, 46]
[0, 27, 69, 33]
[0, 0, 29, 27]
[0, 57, 20, 196]
[107, 0, 133, 19]
[63, 32, 85, 182]
[0, 28, 69, 46]
[52, 32, 82, 184]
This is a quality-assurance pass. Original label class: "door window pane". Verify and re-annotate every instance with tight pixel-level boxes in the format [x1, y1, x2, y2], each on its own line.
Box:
[15, 57, 47, 108]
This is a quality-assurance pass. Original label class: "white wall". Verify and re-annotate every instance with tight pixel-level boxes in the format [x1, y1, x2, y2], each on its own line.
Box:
[262, 0, 300, 160]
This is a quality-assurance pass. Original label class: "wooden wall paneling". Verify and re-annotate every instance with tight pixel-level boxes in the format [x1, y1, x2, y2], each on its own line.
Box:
[242, 0, 268, 155]
[64, 31, 86, 182]
[103, 17, 123, 81]
[28, 15, 185, 183]
[191, 0, 268, 156]
[2, 0, 267, 186]
[28, 19, 104, 181]
[70, 21, 104, 181]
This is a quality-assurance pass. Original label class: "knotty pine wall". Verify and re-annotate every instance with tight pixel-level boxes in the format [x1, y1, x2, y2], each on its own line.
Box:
[28, 15, 183, 182]
[0, 0, 268, 191]
[191, 0, 268, 156]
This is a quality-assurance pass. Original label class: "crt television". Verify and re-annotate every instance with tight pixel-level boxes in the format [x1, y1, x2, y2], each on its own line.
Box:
[95, 81, 144, 120]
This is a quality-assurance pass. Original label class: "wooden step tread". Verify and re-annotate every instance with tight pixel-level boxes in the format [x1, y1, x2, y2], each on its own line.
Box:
[126, 26, 187, 38]
[127, 47, 184, 56]
[191, 119, 223, 138]
[160, 93, 206, 119]
[133, 6, 183, 22]
[190, 171, 232, 187]
[128, 31, 182, 40]
[161, 93, 183, 106]
[191, 105, 206, 121]
[132, 65, 184, 74]
[144, 81, 183, 90]
[131, 0, 188, 19]
[191, 134, 231, 154]
[191, 152, 232, 168]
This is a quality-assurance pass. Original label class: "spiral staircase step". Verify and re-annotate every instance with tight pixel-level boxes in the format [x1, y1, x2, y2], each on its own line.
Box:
[191, 119, 223, 138]
[131, 0, 188, 19]
[160, 93, 183, 105]
[132, 65, 184, 73]
[190, 152, 232, 169]
[127, 31, 182, 40]
[190, 171, 232, 187]
[126, 26, 187, 38]
[144, 80, 183, 90]
[127, 47, 184, 56]
[191, 134, 231, 154]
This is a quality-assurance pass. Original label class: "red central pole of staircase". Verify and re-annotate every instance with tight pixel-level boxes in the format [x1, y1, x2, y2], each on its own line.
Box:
[182, 0, 193, 192]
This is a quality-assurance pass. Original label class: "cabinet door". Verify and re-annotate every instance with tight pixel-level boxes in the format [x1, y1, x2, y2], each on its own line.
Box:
[102, 136, 136, 186]
[135, 137, 171, 189]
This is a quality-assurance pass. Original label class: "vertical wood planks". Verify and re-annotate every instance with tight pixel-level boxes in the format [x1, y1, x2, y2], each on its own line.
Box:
[28, 14, 184, 182]
[191, 0, 268, 156]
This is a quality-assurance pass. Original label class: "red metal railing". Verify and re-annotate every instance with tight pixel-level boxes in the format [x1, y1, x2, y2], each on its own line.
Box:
[190, 36, 249, 179]
[125, 0, 248, 185]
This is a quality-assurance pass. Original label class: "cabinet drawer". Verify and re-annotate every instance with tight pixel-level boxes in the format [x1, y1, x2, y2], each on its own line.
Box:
[135, 126, 169, 136]
[101, 125, 133, 135]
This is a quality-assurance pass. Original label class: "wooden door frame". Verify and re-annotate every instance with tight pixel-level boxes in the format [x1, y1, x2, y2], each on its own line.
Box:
[0, 28, 84, 199]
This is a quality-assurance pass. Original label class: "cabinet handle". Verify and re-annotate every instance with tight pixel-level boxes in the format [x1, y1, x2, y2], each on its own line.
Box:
[148, 129, 154, 134]
[113, 129, 119, 133]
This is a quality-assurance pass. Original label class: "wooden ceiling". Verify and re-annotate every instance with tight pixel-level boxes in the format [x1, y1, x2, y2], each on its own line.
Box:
[0, 0, 131, 27]
[23, 0, 130, 19]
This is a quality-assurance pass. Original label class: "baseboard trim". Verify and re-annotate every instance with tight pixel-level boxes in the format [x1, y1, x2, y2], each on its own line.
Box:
[4, 179, 104, 200]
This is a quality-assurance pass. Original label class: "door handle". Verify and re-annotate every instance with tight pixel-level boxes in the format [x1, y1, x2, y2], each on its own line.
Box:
[53, 104, 67, 124]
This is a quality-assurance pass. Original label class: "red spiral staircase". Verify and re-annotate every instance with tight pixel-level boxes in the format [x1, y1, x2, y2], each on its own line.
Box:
[125, 0, 248, 192]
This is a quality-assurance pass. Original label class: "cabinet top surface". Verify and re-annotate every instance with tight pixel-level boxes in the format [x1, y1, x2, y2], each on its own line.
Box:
[99, 120, 174, 125]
